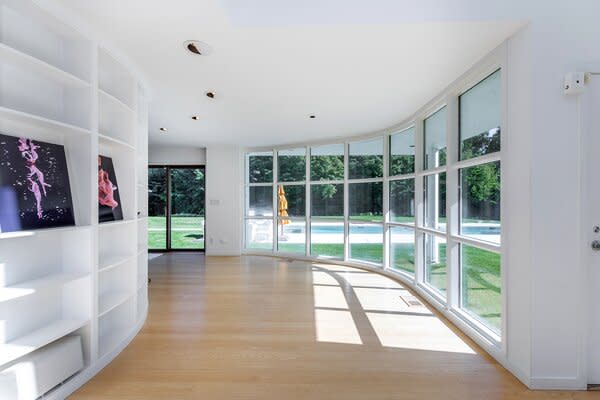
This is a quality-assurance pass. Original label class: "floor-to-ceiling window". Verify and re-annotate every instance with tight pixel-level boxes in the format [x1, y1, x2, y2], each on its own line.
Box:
[456, 69, 502, 333]
[245, 152, 274, 250]
[277, 148, 306, 254]
[148, 165, 205, 251]
[421, 106, 448, 296]
[348, 138, 384, 265]
[310, 144, 345, 259]
[388, 126, 416, 275]
[243, 66, 503, 338]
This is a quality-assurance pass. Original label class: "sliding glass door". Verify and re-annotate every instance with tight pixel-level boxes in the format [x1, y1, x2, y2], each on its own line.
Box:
[148, 167, 167, 250]
[148, 165, 205, 251]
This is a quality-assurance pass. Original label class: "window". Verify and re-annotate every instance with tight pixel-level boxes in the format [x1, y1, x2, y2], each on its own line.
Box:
[349, 182, 383, 222]
[457, 70, 502, 333]
[246, 219, 273, 250]
[460, 162, 500, 244]
[461, 244, 501, 332]
[278, 220, 306, 254]
[390, 226, 415, 274]
[311, 144, 344, 181]
[242, 64, 503, 338]
[248, 152, 273, 183]
[424, 107, 446, 169]
[247, 186, 273, 217]
[349, 138, 383, 179]
[423, 173, 446, 232]
[278, 148, 306, 182]
[311, 221, 344, 259]
[310, 144, 345, 259]
[389, 127, 415, 176]
[245, 152, 274, 250]
[389, 179, 414, 224]
[424, 233, 446, 295]
[350, 223, 383, 265]
[459, 70, 501, 160]
[311, 184, 343, 218]
[310, 183, 344, 260]
[275, 149, 306, 254]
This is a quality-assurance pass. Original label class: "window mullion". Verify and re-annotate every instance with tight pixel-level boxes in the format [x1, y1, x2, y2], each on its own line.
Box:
[343, 142, 349, 261]
[272, 149, 278, 252]
[305, 146, 311, 256]
[414, 117, 424, 286]
[446, 94, 460, 310]
[383, 133, 390, 270]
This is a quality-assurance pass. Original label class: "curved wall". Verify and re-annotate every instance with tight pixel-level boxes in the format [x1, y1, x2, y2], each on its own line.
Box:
[242, 42, 518, 383]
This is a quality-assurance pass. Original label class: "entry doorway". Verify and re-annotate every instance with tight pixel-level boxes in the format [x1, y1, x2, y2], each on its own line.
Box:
[148, 165, 205, 252]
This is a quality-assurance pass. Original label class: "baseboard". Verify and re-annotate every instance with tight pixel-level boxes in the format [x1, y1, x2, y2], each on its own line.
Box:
[529, 376, 587, 391]
[206, 250, 242, 256]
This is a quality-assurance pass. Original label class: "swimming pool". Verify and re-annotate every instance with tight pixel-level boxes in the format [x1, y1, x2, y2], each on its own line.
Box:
[309, 224, 499, 235]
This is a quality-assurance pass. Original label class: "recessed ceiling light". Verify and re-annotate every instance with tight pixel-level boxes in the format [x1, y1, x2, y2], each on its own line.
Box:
[309, 115, 316, 119]
[159, 127, 168, 132]
[191, 115, 200, 121]
[206, 91, 215, 99]
[183, 40, 211, 56]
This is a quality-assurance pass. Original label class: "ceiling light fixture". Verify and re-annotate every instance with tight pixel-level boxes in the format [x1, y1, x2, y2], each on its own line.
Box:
[206, 91, 215, 99]
[183, 40, 211, 56]
[160, 127, 168, 132]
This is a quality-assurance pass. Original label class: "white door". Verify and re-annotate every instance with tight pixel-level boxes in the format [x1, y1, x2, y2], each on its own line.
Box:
[583, 75, 600, 386]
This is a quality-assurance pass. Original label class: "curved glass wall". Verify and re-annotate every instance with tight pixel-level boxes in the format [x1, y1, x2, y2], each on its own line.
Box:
[243, 68, 502, 337]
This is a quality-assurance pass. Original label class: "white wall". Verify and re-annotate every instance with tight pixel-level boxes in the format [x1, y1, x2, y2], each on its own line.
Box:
[149, 145, 206, 165]
[205, 145, 242, 256]
[524, 5, 600, 389]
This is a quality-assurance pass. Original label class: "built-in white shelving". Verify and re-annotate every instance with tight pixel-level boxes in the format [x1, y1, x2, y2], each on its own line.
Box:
[0, 272, 89, 302]
[0, 318, 89, 367]
[0, 0, 149, 397]
[0, 42, 90, 88]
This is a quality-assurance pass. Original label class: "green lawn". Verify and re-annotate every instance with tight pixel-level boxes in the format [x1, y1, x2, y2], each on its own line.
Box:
[148, 216, 204, 250]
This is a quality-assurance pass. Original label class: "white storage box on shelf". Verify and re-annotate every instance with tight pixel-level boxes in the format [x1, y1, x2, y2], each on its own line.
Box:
[0, 335, 84, 400]
[0, 0, 149, 397]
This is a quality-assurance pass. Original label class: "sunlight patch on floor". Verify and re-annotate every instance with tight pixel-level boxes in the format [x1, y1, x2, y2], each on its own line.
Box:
[311, 270, 340, 286]
[336, 271, 404, 289]
[314, 309, 362, 345]
[313, 285, 348, 309]
[366, 313, 476, 354]
[353, 287, 426, 314]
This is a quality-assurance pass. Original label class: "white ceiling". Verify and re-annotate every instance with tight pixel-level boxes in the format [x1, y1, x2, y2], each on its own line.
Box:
[55, 0, 525, 147]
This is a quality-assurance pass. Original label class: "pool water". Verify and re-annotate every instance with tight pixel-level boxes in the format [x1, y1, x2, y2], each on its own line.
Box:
[309, 224, 500, 235]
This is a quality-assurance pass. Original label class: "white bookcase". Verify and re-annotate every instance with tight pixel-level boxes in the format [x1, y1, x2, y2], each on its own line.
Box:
[0, 0, 149, 398]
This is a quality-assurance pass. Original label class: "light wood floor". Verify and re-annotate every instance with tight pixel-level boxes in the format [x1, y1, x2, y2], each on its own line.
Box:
[72, 254, 597, 399]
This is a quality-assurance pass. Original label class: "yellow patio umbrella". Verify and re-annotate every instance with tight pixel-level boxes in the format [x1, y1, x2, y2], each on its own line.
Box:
[278, 185, 290, 228]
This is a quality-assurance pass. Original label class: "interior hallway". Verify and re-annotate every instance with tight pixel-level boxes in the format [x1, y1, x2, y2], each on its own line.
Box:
[71, 254, 596, 399]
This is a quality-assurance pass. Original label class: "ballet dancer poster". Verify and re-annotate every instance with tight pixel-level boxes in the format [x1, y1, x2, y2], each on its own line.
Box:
[0, 132, 75, 233]
[98, 155, 123, 223]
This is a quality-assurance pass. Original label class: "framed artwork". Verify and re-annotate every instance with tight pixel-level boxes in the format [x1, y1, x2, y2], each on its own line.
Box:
[0, 133, 75, 232]
[98, 155, 123, 223]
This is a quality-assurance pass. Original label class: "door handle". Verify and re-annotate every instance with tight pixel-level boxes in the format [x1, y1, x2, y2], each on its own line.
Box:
[592, 240, 600, 250]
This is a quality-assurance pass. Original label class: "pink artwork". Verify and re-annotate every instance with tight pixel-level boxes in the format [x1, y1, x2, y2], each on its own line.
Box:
[98, 156, 119, 209]
[19, 138, 51, 219]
